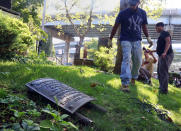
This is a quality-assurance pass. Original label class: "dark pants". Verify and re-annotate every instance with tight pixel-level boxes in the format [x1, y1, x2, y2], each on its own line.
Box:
[157, 53, 174, 93]
[138, 67, 151, 83]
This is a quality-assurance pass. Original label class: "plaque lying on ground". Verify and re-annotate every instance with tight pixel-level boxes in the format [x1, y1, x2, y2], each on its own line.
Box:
[26, 78, 95, 114]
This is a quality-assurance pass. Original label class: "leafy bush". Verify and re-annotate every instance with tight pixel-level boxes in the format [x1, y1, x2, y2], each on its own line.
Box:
[0, 11, 35, 59]
[81, 39, 98, 60]
[0, 95, 78, 130]
[11, 51, 55, 65]
[0, 88, 8, 99]
[41, 105, 78, 130]
[94, 47, 116, 72]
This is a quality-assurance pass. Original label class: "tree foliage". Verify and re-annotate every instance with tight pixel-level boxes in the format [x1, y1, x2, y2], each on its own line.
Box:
[0, 12, 35, 59]
[140, 0, 163, 19]
[12, 0, 47, 42]
[105, 0, 163, 28]
[12, 0, 44, 25]
[54, 0, 96, 59]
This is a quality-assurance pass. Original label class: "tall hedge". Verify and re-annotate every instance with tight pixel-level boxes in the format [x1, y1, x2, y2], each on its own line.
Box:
[0, 11, 34, 59]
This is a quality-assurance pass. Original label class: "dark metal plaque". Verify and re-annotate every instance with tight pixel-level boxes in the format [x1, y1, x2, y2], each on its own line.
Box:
[26, 78, 95, 114]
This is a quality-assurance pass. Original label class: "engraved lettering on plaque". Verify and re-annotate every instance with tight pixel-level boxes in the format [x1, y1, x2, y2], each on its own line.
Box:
[26, 78, 95, 113]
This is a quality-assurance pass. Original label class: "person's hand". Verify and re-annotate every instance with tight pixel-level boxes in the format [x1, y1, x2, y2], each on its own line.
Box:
[149, 50, 153, 55]
[146, 37, 153, 48]
[161, 52, 167, 58]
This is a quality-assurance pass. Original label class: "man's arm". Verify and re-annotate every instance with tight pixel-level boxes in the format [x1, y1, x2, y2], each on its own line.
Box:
[109, 23, 120, 40]
[142, 24, 149, 37]
[142, 24, 153, 48]
[162, 36, 171, 58]
[150, 50, 156, 52]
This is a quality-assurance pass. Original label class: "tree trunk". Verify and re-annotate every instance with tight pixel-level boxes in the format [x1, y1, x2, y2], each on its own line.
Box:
[113, 39, 122, 74]
[98, 37, 111, 50]
[74, 36, 84, 59]
[42, 32, 53, 57]
[113, 0, 129, 74]
[63, 40, 70, 64]
[83, 46, 88, 59]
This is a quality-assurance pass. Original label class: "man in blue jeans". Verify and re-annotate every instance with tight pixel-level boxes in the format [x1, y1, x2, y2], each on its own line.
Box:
[109, 0, 153, 92]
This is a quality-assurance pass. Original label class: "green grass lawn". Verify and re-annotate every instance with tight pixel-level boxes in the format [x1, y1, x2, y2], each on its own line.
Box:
[0, 61, 181, 131]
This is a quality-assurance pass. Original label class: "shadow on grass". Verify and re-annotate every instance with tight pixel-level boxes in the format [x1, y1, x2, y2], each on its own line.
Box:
[157, 89, 181, 125]
[133, 78, 181, 126]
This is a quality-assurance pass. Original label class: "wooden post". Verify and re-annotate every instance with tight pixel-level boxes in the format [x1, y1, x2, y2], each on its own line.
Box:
[63, 36, 71, 64]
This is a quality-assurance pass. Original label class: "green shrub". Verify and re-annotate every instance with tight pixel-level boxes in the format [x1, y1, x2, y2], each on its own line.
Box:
[11, 51, 55, 65]
[0, 11, 35, 59]
[0, 88, 8, 98]
[94, 47, 116, 72]
[85, 39, 98, 59]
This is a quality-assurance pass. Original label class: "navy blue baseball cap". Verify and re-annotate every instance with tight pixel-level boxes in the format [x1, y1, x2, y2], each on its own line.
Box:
[129, 0, 140, 6]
